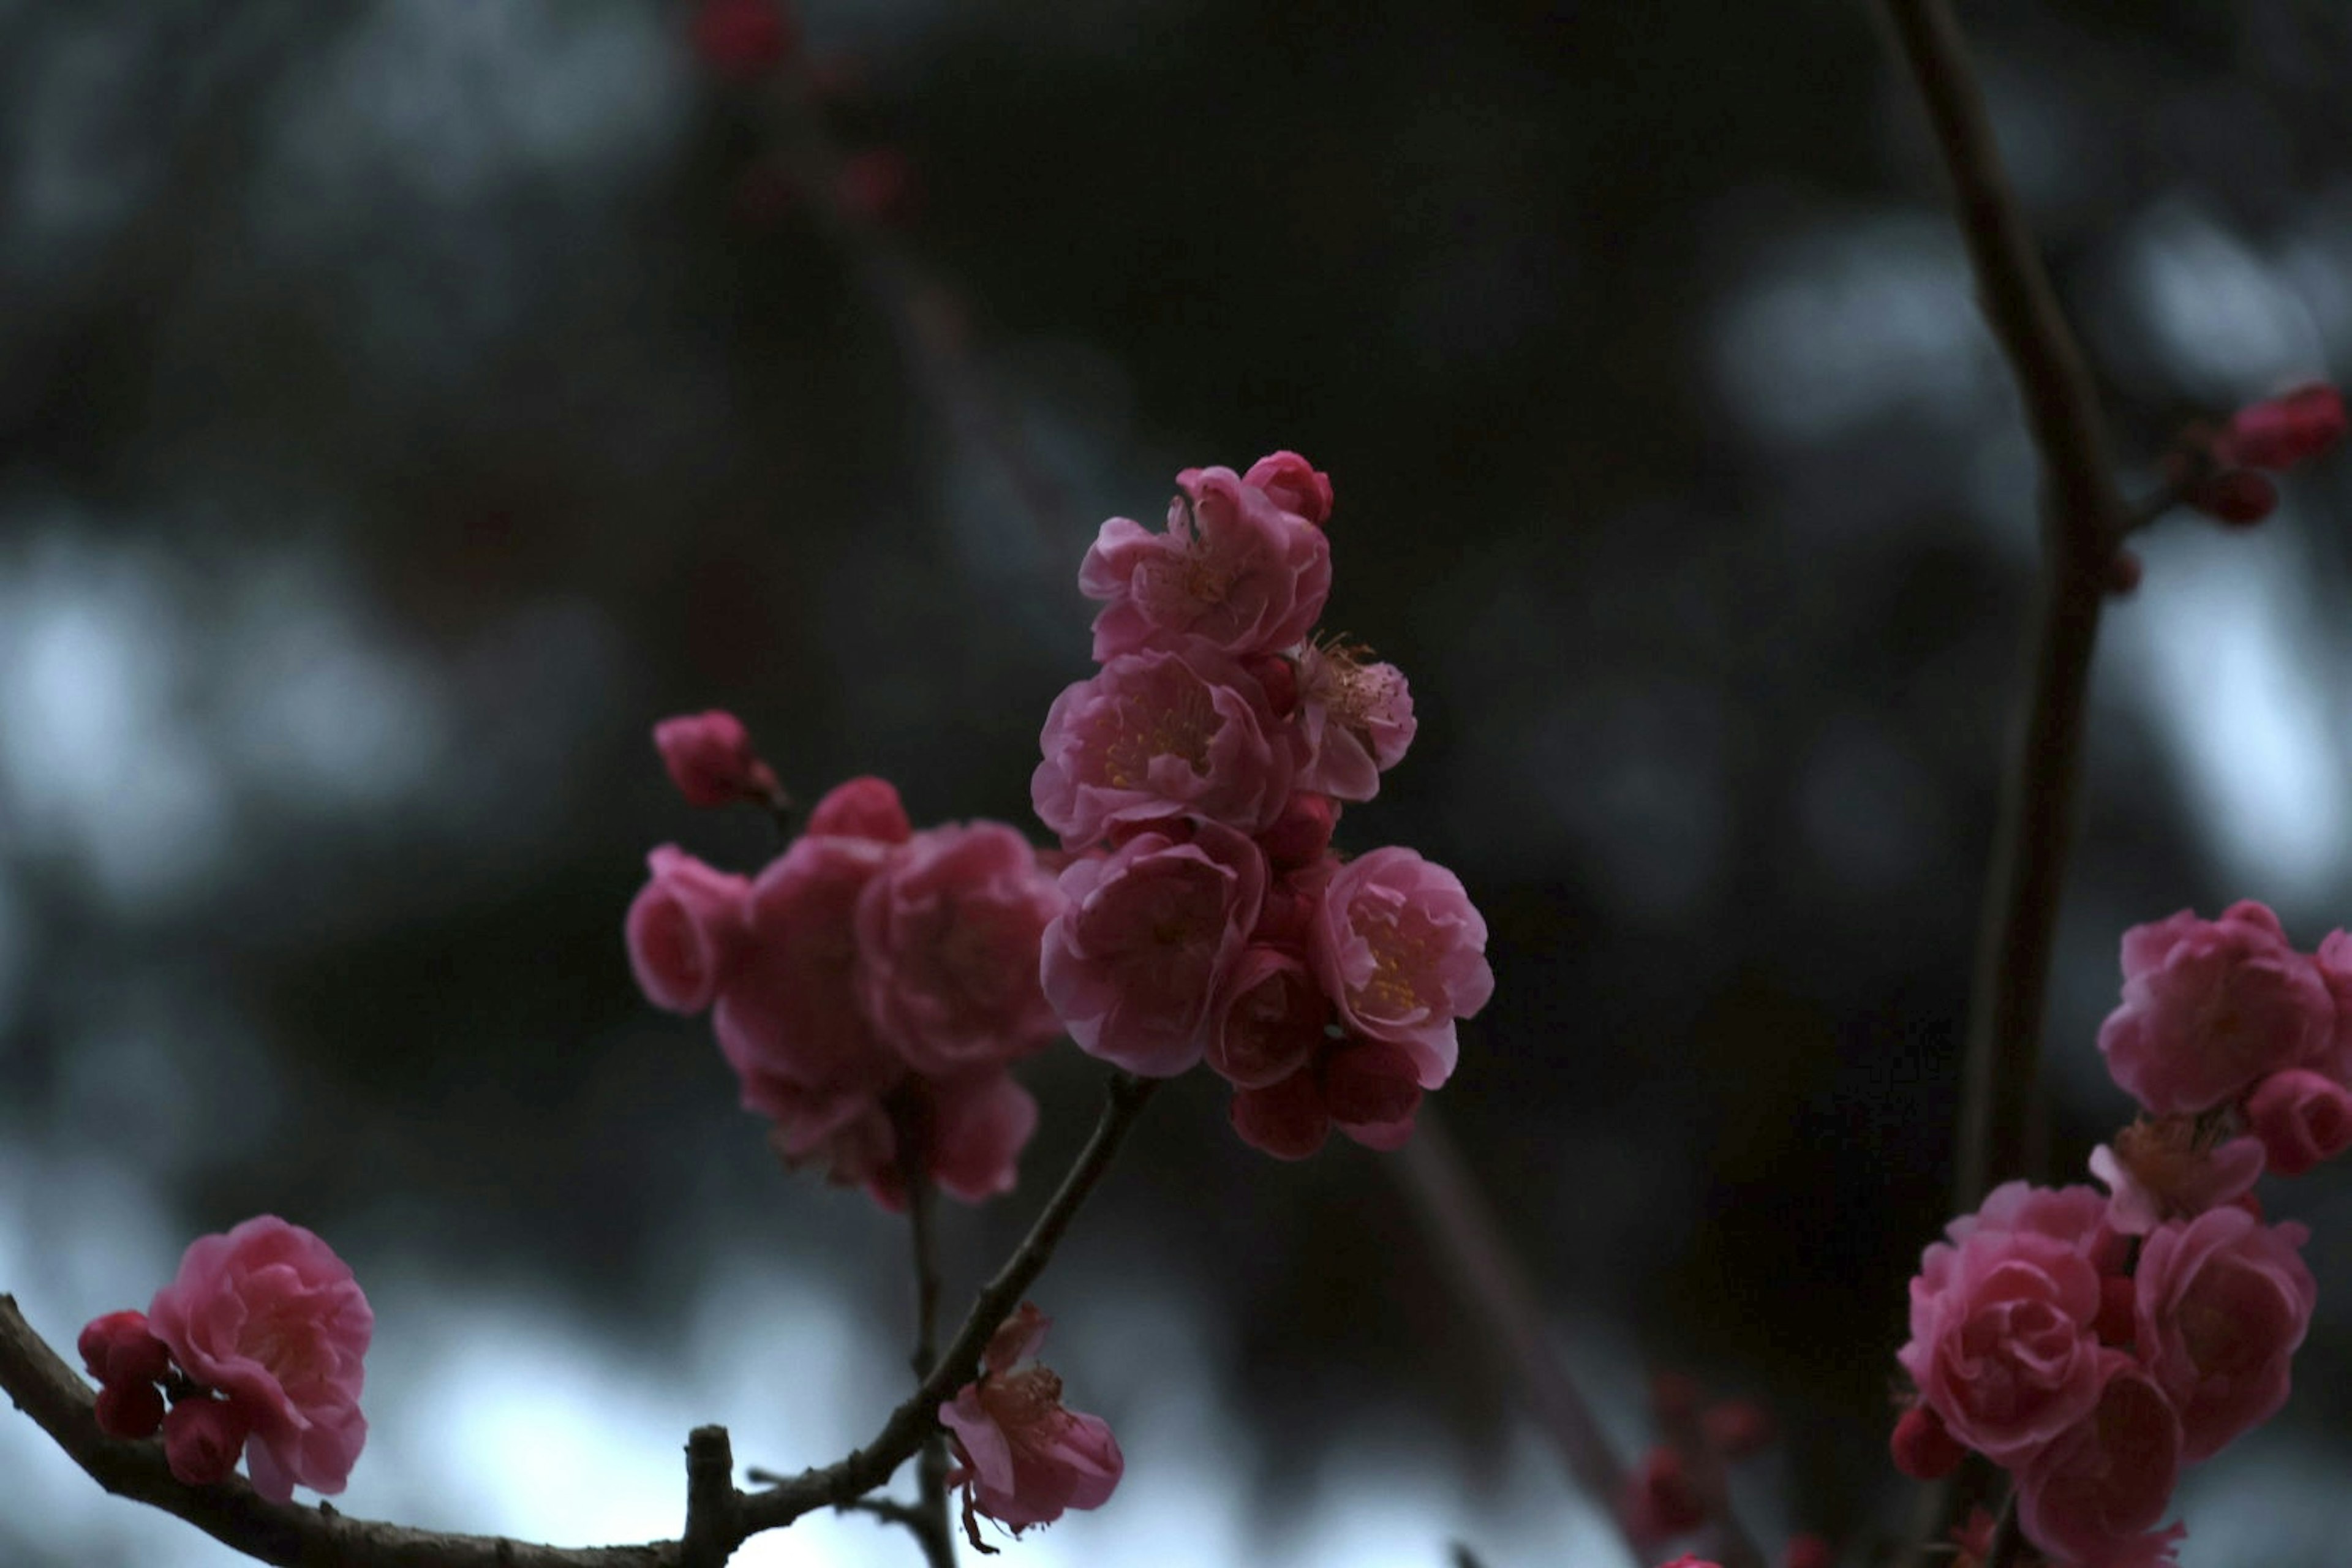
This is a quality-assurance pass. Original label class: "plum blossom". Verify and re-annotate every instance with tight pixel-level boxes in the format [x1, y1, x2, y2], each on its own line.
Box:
[2096, 902, 2337, 1115]
[2088, 1118, 2264, 1235]
[1077, 462, 1331, 661]
[853, 821, 1064, 1078]
[2015, 1366, 2185, 1568]
[2243, 1068, 2352, 1177]
[653, 710, 781, 808]
[145, 1216, 371, 1501]
[1295, 639, 1415, 802]
[1042, 820, 1266, 1077]
[1896, 1182, 2122, 1464]
[1309, 847, 1492, 1089]
[625, 846, 750, 1014]
[2133, 1205, 2315, 1461]
[940, 1303, 1121, 1547]
[1242, 450, 1334, 526]
[1032, 641, 1300, 848]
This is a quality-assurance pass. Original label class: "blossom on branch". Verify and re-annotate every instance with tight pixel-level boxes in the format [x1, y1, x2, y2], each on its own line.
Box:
[939, 1303, 1121, 1550]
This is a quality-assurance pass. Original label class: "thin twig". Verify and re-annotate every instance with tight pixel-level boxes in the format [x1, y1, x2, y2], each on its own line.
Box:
[1, 1075, 1159, 1566]
[1393, 1110, 1764, 1568]
[1880, 0, 2128, 1213]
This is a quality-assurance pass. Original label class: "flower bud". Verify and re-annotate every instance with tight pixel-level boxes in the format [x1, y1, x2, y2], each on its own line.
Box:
[2215, 383, 2346, 470]
[2243, 1068, 2352, 1177]
[1890, 1403, 1964, 1480]
[162, 1397, 253, 1487]
[94, 1381, 167, 1440]
[654, 710, 782, 808]
[78, 1310, 170, 1389]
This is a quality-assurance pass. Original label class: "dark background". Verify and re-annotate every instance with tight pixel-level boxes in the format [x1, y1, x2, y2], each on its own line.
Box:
[4, 1, 2352, 1563]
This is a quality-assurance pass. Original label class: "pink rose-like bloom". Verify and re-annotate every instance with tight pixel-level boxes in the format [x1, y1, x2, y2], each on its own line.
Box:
[854, 821, 1064, 1078]
[1032, 641, 1300, 848]
[715, 833, 904, 1115]
[939, 1303, 1122, 1540]
[2244, 1068, 2352, 1177]
[1309, 847, 1491, 1090]
[2097, 902, 2336, 1116]
[2133, 1205, 2315, 1462]
[2088, 1119, 2265, 1235]
[654, 710, 780, 808]
[804, 774, 912, 844]
[1042, 820, 1266, 1076]
[1295, 641, 1416, 802]
[146, 1216, 371, 1502]
[2215, 383, 2346, 471]
[2015, 1365, 2184, 1568]
[1242, 450, 1334, 527]
[625, 846, 751, 1014]
[1077, 466, 1332, 662]
[1896, 1182, 2122, 1464]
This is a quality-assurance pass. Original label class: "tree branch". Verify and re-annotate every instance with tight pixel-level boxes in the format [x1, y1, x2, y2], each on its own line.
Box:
[896, 1101, 956, 1568]
[1880, 0, 2128, 1212]
[2, 1075, 1158, 1566]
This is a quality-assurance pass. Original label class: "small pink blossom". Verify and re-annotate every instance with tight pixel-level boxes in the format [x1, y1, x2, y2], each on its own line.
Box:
[2214, 383, 2346, 471]
[625, 846, 751, 1014]
[1077, 466, 1332, 661]
[715, 833, 904, 1115]
[2097, 902, 2336, 1116]
[1042, 820, 1266, 1076]
[2133, 1205, 2315, 1462]
[804, 775, 913, 843]
[2015, 1365, 2184, 1568]
[162, 1398, 254, 1487]
[1032, 641, 1300, 848]
[146, 1216, 371, 1502]
[1205, 946, 1329, 1089]
[654, 710, 780, 808]
[939, 1303, 1122, 1545]
[1896, 1182, 2120, 1464]
[854, 821, 1064, 1077]
[2244, 1068, 2352, 1176]
[1295, 641, 1415, 802]
[2088, 1118, 2264, 1235]
[1309, 847, 1491, 1089]
[1242, 450, 1334, 526]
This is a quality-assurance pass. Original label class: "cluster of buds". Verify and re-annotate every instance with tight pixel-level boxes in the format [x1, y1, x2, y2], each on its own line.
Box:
[77, 1216, 371, 1501]
[1624, 1374, 1823, 1567]
[629, 736, 1067, 1210]
[2166, 383, 2346, 528]
[1032, 453, 1493, 1156]
[1891, 900, 2350, 1565]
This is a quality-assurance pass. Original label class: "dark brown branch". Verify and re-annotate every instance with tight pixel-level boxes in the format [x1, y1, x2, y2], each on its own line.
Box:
[679, 1426, 741, 1568]
[1394, 1111, 1763, 1568]
[0, 1292, 675, 1567]
[735, 1072, 1158, 1536]
[1880, 0, 2129, 1211]
[896, 1101, 957, 1568]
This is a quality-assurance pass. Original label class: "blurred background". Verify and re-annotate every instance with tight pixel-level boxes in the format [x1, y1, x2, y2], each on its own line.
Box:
[4, 0, 2352, 1563]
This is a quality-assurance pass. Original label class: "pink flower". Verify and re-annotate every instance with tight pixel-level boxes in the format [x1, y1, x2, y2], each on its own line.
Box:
[2015, 1365, 2184, 1568]
[2087, 1118, 2265, 1235]
[939, 1303, 1121, 1544]
[2214, 383, 2346, 470]
[804, 775, 913, 843]
[2133, 1205, 2315, 1462]
[1042, 820, 1265, 1076]
[1205, 946, 1330, 1089]
[772, 1072, 1041, 1211]
[654, 710, 780, 808]
[2096, 902, 2336, 1116]
[922, 1071, 1040, 1205]
[1077, 466, 1332, 661]
[714, 833, 904, 1115]
[1896, 1182, 2122, 1464]
[1295, 641, 1415, 802]
[854, 821, 1064, 1077]
[1309, 848, 1491, 1090]
[1242, 450, 1334, 527]
[2244, 1068, 2352, 1177]
[625, 846, 751, 1014]
[146, 1216, 371, 1502]
[1032, 641, 1300, 848]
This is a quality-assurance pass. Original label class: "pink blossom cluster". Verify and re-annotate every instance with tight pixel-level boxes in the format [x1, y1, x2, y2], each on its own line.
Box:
[78, 1216, 371, 1502]
[938, 1302, 1121, 1546]
[629, 732, 1066, 1209]
[1033, 452, 1492, 1156]
[1891, 903, 2351, 1565]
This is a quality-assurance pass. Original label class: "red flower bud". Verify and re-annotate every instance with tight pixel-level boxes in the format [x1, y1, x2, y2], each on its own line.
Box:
[2215, 383, 2346, 470]
[78, 1310, 170, 1389]
[1890, 1403, 1965, 1480]
[94, 1381, 167, 1440]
